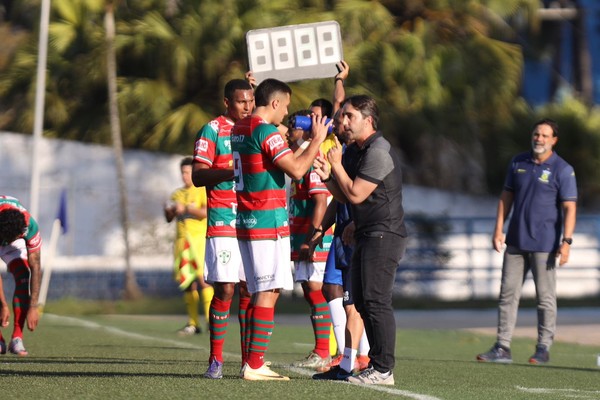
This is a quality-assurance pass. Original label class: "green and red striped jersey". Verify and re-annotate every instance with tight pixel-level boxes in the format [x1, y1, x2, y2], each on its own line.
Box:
[289, 168, 333, 262]
[194, 115, 237, 238]
[231, 115, 292, 240]
[0, 195, 42, 251]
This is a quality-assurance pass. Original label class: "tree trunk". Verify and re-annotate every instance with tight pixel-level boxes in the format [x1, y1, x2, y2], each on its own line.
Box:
[104, 2, 142, 300]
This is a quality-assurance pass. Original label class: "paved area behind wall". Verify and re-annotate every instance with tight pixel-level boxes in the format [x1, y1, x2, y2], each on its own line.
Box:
[392, 308, 600, 346]
[278, 308, 600, 346]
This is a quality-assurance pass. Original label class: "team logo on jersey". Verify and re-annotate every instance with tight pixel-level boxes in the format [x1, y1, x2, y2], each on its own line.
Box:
[516, 168, 526, 174]
[209, 120, 219, 131]
[237, 215, 257, 228]
[197, 139, 209, 153]
[217, 250, 231, 265]
[266, 134, 285, 151]
[538, 169, 551, 183]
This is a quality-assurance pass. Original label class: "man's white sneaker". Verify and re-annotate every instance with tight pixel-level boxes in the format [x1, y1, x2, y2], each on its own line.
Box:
[241, 362, 290, 381]
[346, 366, 394, 385]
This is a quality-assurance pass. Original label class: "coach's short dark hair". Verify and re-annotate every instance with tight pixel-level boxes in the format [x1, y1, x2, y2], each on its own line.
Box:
[224, 79, 253, 101]
[0, 209, 26, 244]
[533, 118, 559, 137]
[344, 95, 379, 131]
[254, 79, 292, 107]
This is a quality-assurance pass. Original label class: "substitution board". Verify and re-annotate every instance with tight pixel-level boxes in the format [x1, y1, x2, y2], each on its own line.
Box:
[246, 21, 343, 84]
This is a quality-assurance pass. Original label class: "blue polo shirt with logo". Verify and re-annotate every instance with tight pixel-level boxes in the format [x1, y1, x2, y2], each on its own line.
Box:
[504, 151, 577, 252]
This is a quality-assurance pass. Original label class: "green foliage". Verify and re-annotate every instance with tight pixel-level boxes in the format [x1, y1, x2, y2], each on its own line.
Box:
[0, 0, 599, 204]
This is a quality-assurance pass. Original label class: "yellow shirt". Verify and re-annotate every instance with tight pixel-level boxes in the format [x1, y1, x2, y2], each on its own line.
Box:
[320, 133, 337, 161]
[170, 185, 208, 240]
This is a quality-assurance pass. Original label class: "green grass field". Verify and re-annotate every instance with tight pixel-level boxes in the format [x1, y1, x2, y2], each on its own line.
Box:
[1, 311, 599, 400]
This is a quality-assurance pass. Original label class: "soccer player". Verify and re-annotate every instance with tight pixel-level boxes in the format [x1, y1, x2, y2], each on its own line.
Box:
[192, 79, 254, 379]
[164, 157, 212, 336]
[286, 110, 334, 371]
[232, 78, 329, 381]
[0, 195, 42, 356]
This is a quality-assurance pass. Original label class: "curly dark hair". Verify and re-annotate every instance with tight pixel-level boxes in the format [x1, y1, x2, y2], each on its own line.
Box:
[0, 209, 27, 244]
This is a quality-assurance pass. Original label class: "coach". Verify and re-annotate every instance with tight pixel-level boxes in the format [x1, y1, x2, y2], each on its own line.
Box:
[313, 94, 407, 386]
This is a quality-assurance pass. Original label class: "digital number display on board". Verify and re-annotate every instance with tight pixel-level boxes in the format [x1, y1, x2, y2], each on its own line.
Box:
[246, 21, 343, 84]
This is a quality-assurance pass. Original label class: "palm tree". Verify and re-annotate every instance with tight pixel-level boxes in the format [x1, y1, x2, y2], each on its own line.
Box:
[105, 0, 142, 300]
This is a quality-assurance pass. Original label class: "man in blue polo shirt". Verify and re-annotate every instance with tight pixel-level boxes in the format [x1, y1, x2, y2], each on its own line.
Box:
[477, 118, 577, 365]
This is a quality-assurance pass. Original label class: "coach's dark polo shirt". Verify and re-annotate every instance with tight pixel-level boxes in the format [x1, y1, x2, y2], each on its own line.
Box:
[343, 132, 407, 238]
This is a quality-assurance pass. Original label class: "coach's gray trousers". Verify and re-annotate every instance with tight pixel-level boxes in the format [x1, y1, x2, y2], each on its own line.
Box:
[496, 246, 557, 349]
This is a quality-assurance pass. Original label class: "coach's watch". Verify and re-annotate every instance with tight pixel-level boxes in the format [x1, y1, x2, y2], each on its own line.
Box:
[562, 237, 573, 245]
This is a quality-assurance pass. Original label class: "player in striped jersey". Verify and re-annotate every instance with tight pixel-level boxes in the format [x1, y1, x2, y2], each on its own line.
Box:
[286, 110, 334, 370]
[192, 79, 255, 379]
[232, 79, 330, 380]
[0, 196, 42, 356]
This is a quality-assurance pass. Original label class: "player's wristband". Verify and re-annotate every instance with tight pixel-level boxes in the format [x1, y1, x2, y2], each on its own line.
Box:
[335, 77, 344, 84]
[322, 174, 332, 183]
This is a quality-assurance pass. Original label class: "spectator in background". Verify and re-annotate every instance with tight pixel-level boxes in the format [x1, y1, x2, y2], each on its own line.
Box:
[476, 118, 577, 365]
[192, 79, 254, 379]
[0, 195, 42, 356]
[164, 157, 213, 336]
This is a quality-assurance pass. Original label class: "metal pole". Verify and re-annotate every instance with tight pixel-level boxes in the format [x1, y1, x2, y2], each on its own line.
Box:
[29, 0, 51, 219]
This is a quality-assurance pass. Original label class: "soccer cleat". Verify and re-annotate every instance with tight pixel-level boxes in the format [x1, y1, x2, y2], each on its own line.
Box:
[346, 366, 394, 385]
[204, 358, 223, 379]
[8, 337, 28, 356]
[0, 339, 6, 355]
[528, 344, 550, 365]
[241, 362, 290, 381]
[177, 324, 201, 336]
[312, 365, 353, 381]
[316, 353, 342, 372]
[293, 351, 331, 370]
[355, 354, 370, 371]
[476, 343, 512, 363]
[330, 354, 343, 367]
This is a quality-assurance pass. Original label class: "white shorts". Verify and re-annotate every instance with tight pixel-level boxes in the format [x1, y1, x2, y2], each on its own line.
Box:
[238, 237, 294, 294]
[294, 261, 326, 283]
[204, 236, 245, 284]
[0, 238, 27, 265]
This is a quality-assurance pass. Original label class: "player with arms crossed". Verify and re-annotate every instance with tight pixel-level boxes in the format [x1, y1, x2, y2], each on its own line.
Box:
[192, 79, 255, 379]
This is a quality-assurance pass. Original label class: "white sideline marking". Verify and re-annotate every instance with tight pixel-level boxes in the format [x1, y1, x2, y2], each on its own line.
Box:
[43, 313, 206, 351]
[45, 314, 442, 399]
[516, 386, 600, 398]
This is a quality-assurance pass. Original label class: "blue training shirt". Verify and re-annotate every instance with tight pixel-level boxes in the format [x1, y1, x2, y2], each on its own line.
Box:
[504, 151, 577, 252]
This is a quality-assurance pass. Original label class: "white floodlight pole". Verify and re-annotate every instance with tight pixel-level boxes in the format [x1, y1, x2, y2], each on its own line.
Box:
[29, 0, 51, 219]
